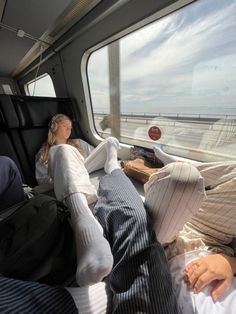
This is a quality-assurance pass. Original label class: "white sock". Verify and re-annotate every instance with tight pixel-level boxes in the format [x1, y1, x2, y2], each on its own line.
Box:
[66, 193, 113, 286]
[153, 146, 202, 167]
[85, 137, 119, 174]
[104, 138, 120, 174]
[153, 146, 178, 165]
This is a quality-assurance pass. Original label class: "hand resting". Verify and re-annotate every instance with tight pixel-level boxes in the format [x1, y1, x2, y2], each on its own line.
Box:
[184, 254, 236, 302]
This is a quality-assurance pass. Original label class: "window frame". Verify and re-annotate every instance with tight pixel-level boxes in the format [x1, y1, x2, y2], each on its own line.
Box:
[81, 0, 194, 140]
[25, 73, 56, 97]
[82, 0, 236, 161]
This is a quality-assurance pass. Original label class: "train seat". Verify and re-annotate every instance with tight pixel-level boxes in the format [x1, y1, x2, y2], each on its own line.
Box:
[0, 94, 82, 187]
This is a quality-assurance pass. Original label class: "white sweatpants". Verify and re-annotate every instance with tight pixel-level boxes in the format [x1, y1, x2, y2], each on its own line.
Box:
[48, 137, 114, 203]
[49, 144, 97, 204]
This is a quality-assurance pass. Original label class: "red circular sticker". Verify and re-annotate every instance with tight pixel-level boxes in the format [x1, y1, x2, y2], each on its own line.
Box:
[148, 126, 162, 140]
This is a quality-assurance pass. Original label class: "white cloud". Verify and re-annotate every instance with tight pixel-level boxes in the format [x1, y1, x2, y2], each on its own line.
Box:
[121, 1, 236, 83]
[88, 0, 236, 114]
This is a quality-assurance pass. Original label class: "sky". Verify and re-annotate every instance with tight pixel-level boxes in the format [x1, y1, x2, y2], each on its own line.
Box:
[88, 0, 236, 116]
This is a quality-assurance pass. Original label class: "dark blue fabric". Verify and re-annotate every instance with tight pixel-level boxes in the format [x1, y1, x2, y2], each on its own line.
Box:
[94, 169, 180, 314]
[0, 156, 25, 210]
[0, 276, 78, 314]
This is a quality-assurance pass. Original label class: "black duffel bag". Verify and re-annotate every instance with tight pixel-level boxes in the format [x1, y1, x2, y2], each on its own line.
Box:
[0, 194, 76, 285]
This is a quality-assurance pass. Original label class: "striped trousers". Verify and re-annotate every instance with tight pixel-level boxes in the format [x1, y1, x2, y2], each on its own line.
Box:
[94, 169, 180, 314]
[0, 276, 77, 314]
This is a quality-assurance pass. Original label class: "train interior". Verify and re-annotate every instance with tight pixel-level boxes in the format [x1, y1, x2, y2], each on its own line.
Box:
[1, 0, 236, 180]
[0, 0, 236, 309]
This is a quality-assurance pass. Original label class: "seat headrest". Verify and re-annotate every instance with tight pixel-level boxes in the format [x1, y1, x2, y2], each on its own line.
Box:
[0, 95, 19, 128]
[11, 96, 77, 128]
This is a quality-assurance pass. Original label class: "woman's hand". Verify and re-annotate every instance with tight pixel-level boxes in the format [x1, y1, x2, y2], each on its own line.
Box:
[184, 254, 236, 302]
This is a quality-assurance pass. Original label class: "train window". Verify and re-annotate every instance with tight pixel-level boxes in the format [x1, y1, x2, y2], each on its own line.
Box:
[25, 73, 56, 97]
[87, 0, 236, 161]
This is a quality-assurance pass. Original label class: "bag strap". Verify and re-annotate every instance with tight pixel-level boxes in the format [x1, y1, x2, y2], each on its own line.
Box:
[0, 200, 27, 221]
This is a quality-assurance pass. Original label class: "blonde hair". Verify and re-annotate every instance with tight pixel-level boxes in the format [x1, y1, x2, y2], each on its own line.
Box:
[36, 114, 83, 164]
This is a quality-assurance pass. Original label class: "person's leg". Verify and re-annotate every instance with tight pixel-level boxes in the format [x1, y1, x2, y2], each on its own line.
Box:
[84, 137, 119, 174]
[49, 144, 113, 286]
[103, 138, 120, 174]
[0, 156, 25, 210]
[153, 146, 236, 249]
[93, 169, 180, 314]
[49, 144, 97, 203]
[153, 146, 202, 166]
[187, 161, 236, 248]
[0, 276, 77, 314]
[144, 162, 206, 245]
